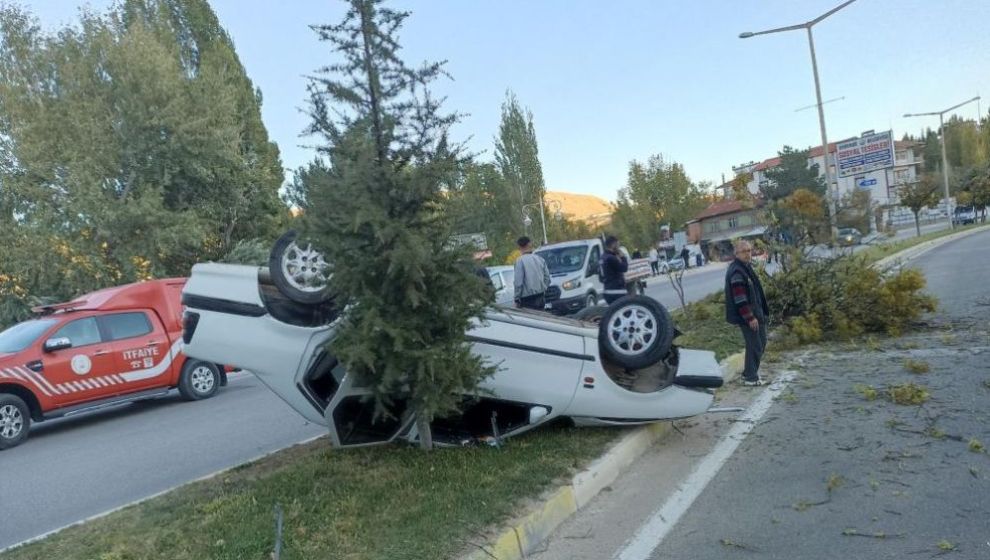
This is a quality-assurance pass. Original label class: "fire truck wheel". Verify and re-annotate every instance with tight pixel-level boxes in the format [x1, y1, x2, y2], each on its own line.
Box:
[179, 361, 221, 401]
[0, 394, 31, 450]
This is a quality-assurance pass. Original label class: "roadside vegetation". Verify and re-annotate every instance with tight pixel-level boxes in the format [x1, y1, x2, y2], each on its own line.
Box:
[1, 423, 616, 560]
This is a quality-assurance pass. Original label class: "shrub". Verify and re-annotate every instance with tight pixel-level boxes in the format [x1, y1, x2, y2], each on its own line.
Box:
[887, 383, 930, 405]
[763, 253, 936, 342]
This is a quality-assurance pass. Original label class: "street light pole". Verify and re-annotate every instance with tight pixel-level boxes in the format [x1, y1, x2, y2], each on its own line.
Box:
[739, 0, 858, 244]
[806, 26, 838, 242]
[904, 95, 981, 230]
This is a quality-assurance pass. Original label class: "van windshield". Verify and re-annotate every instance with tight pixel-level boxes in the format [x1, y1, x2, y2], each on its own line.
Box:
[0, 318, 57, 353]
[536, 246, 589, 275]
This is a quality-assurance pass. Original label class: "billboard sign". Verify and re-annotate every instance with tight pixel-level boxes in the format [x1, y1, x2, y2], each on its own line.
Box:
[836, 130, 894, 178]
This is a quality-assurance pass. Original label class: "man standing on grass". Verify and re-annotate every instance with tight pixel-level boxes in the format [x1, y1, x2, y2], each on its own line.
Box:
[724, 239, 770, 386]
[513, 236, 551, 310]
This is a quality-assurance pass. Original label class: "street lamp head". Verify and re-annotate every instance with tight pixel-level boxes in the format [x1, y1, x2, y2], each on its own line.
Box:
[902, 113, 912, 118]
[523, 215, 532, 228]
[739, 31, 754, 39]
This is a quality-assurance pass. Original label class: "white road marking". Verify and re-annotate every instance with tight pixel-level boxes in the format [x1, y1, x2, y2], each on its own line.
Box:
[614, 370, 796, 560]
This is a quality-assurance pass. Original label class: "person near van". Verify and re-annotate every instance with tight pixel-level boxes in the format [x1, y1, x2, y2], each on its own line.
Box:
[680, 246, 691, 269]
[513, 236, 551, 310]
[600, 235, 629, 304]
[724, 240, 770, 387]
[648, 247, 660, 276]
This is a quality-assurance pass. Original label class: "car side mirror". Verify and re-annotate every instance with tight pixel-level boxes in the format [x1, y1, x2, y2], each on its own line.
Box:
[586, 266, 598, 278]
[43, 337, 72, 353]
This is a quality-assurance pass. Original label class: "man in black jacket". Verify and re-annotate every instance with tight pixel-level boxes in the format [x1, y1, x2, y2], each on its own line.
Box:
[600, 236, 629, 304]
[724, 240, 770, 386]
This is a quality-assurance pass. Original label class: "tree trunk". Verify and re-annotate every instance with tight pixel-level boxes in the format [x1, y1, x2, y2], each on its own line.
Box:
[914, 212, 921, 237]
[415, 414, 433, 451]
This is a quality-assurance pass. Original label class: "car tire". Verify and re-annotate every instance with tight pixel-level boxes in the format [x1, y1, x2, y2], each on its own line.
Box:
[178, 360, 221, 401]
[573, 305, 608, 325]
[0, 394, 30, 450]
[598, 295, 674, 370]
[585, 293, 598, 309]
[269, 230, 333, 305]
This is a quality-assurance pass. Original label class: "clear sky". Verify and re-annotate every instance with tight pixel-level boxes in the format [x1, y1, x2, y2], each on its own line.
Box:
[25, 0, 990, 202]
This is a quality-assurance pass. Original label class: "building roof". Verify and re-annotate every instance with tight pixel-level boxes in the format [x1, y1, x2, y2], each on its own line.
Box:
[691, 199, 757, 222]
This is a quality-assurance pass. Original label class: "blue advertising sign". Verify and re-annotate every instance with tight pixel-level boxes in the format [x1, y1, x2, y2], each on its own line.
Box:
[857, 178, 877, 188]
[836, 131, 894, 178]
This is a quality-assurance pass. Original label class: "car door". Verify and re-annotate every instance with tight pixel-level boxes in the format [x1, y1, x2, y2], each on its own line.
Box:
[99, 311, 172, 392]
[39, 315, 117, 406]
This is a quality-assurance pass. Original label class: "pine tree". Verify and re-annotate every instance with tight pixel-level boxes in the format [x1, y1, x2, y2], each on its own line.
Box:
[762, 146, 826, 201]
[303, 0, 493, 449]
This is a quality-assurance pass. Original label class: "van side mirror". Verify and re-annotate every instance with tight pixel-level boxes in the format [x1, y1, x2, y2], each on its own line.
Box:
[43, 337, 72, 353]
[586, 265, 598, 278]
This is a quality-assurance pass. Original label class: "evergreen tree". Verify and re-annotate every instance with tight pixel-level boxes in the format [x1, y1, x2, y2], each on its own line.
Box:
[494, 91, 545, 239]
[762, 146, 825, 201]
[303, 0, 492, 449]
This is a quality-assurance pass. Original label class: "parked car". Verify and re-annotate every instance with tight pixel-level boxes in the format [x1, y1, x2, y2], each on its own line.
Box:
[534, 238, 650, 315]
[952, 205, 977, 226]
[0, 279, 230, 450]
[658, 257, 686, 274]
[179, 234, 723, 449]
[837, 228, 863, 247]
[485, 265, 515, 307]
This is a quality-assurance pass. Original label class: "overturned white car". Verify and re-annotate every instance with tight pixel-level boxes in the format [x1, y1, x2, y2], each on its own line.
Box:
[179, 233, 723, 448]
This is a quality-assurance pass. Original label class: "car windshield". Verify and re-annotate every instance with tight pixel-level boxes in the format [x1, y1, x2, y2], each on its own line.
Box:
[536, 246, 588, 274]
[0, 318, 57, 353]
[839, 229, 858, 235]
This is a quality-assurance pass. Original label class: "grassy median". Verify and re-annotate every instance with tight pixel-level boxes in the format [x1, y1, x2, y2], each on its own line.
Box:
[2, 423, 616, 560]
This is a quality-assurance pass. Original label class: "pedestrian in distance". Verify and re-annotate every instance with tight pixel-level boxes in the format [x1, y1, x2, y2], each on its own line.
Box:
[695, 252, 703, 268]
[648, 246, 660, 276]
[680, 246, 691, 269]
[632, 249, 643, 260]
[513, 236, 551, 311]
[600, 235, 629, 305]
[724, 240, 770, 386]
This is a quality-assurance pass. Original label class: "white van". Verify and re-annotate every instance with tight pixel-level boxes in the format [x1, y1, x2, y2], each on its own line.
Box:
[535, 239, 650, 315]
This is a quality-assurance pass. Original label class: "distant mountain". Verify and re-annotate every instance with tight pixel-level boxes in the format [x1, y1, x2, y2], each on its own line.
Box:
[547, 191, 613, 226]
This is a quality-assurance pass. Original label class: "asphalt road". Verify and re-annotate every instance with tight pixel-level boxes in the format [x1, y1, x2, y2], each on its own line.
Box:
[0, 373, 324, 550]
[533, 228, 990, 560]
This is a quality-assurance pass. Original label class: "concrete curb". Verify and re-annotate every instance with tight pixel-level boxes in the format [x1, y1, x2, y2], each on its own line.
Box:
[875, 224, 990, 269]
[460, 228, 990, 560]
[463, 422, 672, 560]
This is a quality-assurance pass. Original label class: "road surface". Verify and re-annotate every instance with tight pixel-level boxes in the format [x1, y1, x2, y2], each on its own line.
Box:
[532, 229, 989, 560]
[0, 373, 325, 550]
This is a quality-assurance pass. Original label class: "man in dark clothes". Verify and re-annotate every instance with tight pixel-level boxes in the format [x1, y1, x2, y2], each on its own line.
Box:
[680, 246, 691, 269]
[724, 239, 770, 386]
[600, 235, 629, 304]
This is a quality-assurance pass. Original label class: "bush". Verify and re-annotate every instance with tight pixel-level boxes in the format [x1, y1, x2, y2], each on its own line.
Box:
[763, 252, 936, 341]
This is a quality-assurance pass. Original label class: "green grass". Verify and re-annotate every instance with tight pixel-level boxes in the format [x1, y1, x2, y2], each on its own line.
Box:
[1, 423, 617, 560]
[672, 292, 743, 362]
[858, 223, 982, 263]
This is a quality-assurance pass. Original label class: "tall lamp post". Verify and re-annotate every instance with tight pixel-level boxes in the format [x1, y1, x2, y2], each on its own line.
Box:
[904, 95, 981, 230]
[522, 198, 563, 245]
[740, 0, 857, 243]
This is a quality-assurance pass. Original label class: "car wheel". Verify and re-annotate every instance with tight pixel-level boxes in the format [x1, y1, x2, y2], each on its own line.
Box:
[178, 360, 221, 401]
[0, 394, 30, 450]
[598, 295, 674, 370]
[269, 230, 333, 305]
[573, 305, 608, 325]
